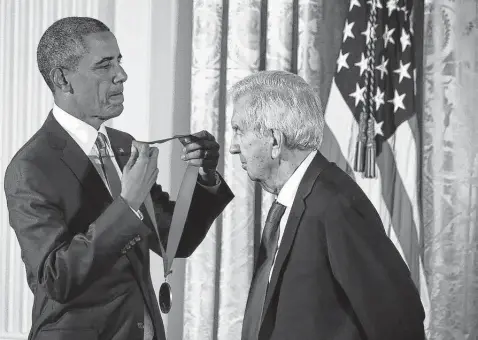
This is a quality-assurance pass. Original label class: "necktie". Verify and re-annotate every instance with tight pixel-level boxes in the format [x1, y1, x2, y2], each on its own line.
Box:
[242, 200, 286, 340]
[95, 132, 122, 198]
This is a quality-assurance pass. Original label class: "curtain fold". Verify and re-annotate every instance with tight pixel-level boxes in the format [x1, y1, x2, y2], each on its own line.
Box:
[423, 0, 478, 339]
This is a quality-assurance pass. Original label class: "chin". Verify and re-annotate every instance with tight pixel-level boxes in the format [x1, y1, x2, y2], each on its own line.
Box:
[105, 104, 124, 118]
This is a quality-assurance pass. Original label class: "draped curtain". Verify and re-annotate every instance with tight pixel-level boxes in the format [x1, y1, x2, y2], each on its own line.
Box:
[183, 1, 348, 339]
[423, 0, 478, 339]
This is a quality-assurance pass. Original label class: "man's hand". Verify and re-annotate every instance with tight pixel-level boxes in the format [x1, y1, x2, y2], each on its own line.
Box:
[121, 141, 159, 211]
[180, 130, 219, 185]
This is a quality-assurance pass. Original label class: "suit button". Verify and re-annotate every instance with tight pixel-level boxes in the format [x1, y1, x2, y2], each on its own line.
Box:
[134, 235, 141, 242]
[129, 239, 136, 246]
[137, 322, 144, 329]
[126, 244, 132, 250]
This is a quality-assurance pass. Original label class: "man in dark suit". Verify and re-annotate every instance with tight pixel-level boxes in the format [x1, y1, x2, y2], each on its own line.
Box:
[229, 70, 425, 340]
[4, 17, 233, 340]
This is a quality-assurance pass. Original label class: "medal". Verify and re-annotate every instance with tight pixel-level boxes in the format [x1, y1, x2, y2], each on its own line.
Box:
[159, 281, 172, 314]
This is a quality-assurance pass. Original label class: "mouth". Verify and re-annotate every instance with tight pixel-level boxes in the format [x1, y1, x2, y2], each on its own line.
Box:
[109, 92, 124, 103]
[241, 163, 247, 169]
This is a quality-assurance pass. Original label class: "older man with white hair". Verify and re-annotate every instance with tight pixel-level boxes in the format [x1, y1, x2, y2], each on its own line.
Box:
[229, 70, 425, 340]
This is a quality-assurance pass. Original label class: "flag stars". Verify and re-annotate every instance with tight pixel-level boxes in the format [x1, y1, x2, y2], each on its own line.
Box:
[374, 87, 385, 110]
[355, 53, 369, 76]
[383, 25, 395, 48]
[388, 90, 406, 112]
[349, 84, 366, 107]
[376, 56, 389, 79]
[349, 0, 361, 11]
[337, 50, 350, 72]
[386, 0, 399, 16]
[343, 20, 355, 42]
[393, 60, 411, 83]
[370, 114, 384, 136]
[400, 28, 411, 51]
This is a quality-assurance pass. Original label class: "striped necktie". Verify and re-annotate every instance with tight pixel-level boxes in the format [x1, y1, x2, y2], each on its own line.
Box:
[94, 132, 122, 198]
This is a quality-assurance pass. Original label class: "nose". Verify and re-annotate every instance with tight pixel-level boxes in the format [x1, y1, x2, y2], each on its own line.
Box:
[229, 142, 240, 155]
[113, 64, 128, 84]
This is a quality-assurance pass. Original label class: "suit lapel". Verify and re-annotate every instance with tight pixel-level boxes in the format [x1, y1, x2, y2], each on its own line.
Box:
[45, 112, 112, 210]
[261, 152, 332, 324]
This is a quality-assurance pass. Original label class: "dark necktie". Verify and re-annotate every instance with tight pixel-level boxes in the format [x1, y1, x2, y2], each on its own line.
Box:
[95, 132, 122, 198]
[242, 200, 286, 340]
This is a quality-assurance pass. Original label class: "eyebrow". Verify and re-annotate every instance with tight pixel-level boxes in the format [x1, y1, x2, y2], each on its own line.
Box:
[94, 54, 122, 66]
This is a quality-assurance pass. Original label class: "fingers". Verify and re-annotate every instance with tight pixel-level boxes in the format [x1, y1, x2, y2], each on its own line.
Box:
[182, 140, 220, 154]
[182, 148, 219, 161]
[124, 144, 139, 170]
[132, 140, 150, 159]
[185, 159, 217, 168]
[149, 168, 159, 187]
[149, 146, 159, 162]
[191, 130, 215, 141]
[179, 130, 216, 146]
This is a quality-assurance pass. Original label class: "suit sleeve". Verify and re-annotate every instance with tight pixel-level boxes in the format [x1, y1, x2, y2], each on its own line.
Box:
[324, 195, 425, 340]
[148, 172, 234, 258]
[4, 159, 153, 304]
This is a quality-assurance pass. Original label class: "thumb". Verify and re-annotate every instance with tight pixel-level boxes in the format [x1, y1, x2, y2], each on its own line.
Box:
[124, 144, 139, 171]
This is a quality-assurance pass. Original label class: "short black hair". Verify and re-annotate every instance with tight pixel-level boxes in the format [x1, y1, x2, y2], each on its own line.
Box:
[37, 16, 110, 92]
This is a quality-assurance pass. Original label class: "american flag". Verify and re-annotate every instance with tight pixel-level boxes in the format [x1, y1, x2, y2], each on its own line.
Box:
[320, 0, 430, 332]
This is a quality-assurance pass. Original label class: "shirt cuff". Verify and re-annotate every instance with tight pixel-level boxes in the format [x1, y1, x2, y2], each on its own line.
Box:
[197, 172, 221, 194]
[129, 206, 144, 221]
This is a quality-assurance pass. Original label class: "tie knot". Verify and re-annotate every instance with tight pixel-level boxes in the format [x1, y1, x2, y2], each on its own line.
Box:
[95, 132, 109, 155]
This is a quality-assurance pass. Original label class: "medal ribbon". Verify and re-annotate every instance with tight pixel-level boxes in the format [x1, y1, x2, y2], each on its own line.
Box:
[141, 134, 199, 280]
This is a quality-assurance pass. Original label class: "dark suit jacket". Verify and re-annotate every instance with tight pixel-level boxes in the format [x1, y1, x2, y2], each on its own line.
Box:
[255, 152, 425, 340]
[4, 113, 234, 340]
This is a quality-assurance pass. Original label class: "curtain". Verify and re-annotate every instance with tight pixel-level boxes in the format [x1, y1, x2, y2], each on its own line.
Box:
[423, 0, 478, 339]
[183, 0, 348, 339]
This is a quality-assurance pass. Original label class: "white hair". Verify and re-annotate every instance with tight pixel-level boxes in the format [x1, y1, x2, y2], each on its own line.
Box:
[229, 70, 325, 150]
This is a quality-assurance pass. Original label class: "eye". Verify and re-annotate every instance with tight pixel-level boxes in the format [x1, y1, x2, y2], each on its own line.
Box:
[98, 62, 111, 69]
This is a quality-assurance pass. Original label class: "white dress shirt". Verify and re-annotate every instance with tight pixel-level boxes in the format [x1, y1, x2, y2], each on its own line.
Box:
[268, 150, 317, 281]
[52, 104, 154, 340]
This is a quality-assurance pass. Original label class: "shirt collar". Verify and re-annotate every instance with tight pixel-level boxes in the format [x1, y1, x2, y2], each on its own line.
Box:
[52, 103, 110, 155]
[276, 150, 317, 208]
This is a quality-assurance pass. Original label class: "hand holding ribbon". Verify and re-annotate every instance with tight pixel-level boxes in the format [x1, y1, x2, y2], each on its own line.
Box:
[179, 130, 219, 186]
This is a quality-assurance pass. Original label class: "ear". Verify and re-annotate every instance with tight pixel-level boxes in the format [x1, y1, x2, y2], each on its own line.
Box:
[50, 67, 72, 93]
[270, 129, 284, 160]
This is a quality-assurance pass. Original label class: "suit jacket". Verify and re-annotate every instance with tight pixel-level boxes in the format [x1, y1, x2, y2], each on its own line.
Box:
[255, 152, 425, 340]
[4, 113, 234, 340]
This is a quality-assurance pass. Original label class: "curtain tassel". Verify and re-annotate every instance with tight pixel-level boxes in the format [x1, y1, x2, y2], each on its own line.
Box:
[354, 110, 368, 172]
[364, 116, 376, 178]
